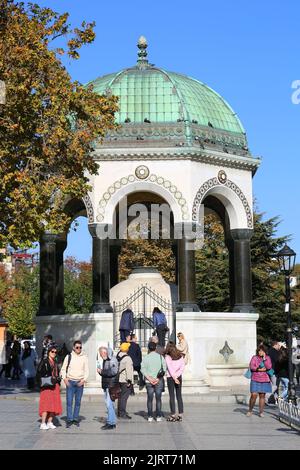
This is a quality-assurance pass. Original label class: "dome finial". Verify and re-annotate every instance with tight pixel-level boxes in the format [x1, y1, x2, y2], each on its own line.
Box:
[137, 35, 149, 69]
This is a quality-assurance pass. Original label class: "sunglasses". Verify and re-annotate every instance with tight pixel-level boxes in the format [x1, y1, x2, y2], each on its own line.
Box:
[75, 346, 82, 350]
[50, 350, 57, 354]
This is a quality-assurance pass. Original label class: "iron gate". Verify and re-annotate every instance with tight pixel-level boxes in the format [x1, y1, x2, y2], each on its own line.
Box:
[113, 285, 176, 348]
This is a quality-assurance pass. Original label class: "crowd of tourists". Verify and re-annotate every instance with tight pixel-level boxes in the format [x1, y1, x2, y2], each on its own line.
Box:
[246, 340, 300, 417]
[1, 307, 299, 428]
[35, 328, 189, 431]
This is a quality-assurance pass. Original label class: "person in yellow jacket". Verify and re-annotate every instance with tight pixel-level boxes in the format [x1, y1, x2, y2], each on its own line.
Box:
[61, 340, 89, 428]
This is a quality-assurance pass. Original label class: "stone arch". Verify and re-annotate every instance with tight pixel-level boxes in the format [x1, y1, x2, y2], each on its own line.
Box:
[82, 194, 94, 224]
[59, 193, 94, 225]
[192, 177, 253, 229]
[96, 173, 189, 225]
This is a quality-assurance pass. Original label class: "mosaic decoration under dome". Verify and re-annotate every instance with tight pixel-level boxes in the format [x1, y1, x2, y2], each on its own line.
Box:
[96, 173, 189, 222]
[192, 176, 253, 228]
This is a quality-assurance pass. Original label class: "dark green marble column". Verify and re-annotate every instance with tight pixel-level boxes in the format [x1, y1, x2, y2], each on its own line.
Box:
[55, 236, 67, 315]
[176, 224, 199, 312]
[89, 224, 113, 313]
[229, 229, 255, 313]
[110, 243, 121, 288]
[38, 233, 58, 316]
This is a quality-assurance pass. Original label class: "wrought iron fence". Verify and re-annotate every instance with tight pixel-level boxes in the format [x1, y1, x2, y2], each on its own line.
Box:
[113, 284, 176, 348]
[278, 398, 300, 432]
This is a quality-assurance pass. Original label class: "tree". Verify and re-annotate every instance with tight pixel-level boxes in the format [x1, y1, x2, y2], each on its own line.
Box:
[64, 256, 92, 314]
[195, 214, 229, 312]
[195, 210, 300, 343]
[119, 239, 175, 283]
[1, 264, 39, 337]
[4, 289, 36, 338]
[0, 1, 118, 248]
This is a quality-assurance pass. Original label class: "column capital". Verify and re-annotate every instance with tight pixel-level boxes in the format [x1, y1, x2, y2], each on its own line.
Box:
[230, 228, 253, 242]
[88, 223, 113, 239]
[40, 232, 60, 245]
[174, 221, 203, 241]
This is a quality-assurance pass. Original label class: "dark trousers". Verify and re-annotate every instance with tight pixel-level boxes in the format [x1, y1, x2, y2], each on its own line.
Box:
[120, 330, 130, 343]
[146, 378, 164, 418]
[27, 377, 35, 390]
[156, 324, 166, 347]
[118, 382, 131, 416]
[167, 376, 183, 414]
[12, 358, 20, 379]
[134, 366, 145, 387]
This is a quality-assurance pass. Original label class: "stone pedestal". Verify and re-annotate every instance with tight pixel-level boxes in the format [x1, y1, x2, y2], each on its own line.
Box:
[35, 313, 114, 386]
[176, 311, 259, 389]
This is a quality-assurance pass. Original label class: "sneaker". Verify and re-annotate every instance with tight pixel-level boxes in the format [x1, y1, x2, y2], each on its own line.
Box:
[246, 411, 253, 417]
[119, 414, 131, 420]
[156, 417, 163, 422]
[66, 421, 72, 428]
[73, 420, 80, 427]
[40, 423, 49, 430]
[148, 417, 154, 422]
[47, 422, 56, 429]
[101, 424, 116, 430]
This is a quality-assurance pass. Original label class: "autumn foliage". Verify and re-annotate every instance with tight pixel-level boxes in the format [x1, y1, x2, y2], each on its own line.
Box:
[0, 1, 118, 248]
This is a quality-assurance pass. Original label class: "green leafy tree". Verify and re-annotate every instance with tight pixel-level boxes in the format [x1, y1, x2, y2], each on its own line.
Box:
[4, 289, 36, 337]
[64, 256, 92, 314]
[195, 214, 229, 311]
[119, 239, 175, 283]
[0, 1, 118, 248]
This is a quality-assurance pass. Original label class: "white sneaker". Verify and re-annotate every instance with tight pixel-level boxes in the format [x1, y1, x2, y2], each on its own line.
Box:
[47, 422, 56, 429]
[40, 423, 49, 430]
[156, 417, 163, 422]
[148, 417, 154, 422]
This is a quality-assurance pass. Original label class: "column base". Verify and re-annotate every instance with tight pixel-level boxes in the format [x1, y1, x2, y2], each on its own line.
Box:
[232, 304, 256, 313]
[176, 302, 200, 312]
[91, 303, 113, 313]
[37, 307, 58, 316]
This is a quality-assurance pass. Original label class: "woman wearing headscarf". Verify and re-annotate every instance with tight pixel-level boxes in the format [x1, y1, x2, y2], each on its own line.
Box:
[176, 332, 190, 365]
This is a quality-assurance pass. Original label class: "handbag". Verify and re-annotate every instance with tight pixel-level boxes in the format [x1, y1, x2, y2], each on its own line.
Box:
[244, 368, 252, 380]
[156, 356, 165, 379]
[109, 383, 121, 401]
[40, 376, 56, 389]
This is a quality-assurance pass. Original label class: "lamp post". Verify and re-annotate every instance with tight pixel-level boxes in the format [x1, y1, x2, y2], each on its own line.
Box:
[275, 244, 297, 404]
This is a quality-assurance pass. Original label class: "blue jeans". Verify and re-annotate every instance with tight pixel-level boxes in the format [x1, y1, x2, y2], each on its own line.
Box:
[105, 388, 117, 425]
[280, 377, 289, 400]
[146, 378, 164, 418]
[66, 380, 84, 422]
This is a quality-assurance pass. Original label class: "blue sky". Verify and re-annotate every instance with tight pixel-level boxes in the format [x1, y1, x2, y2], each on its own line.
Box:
[35, 0, 300, 261]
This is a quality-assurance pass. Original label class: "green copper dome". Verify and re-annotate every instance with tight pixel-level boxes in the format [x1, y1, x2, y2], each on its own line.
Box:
[87, 38, 245, 136]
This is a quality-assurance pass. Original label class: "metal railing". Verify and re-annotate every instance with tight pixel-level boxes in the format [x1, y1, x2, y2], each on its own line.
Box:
[113, 284, 176, 348]
[278, 398, 300, 432]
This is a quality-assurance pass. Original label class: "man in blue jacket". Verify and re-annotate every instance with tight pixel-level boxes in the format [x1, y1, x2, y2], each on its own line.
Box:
[152, 307, 168, 347]
[119, 308, 134, 343]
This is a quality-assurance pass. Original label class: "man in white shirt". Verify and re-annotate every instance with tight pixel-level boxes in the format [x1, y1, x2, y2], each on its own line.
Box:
[61, 340, 89, 428]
